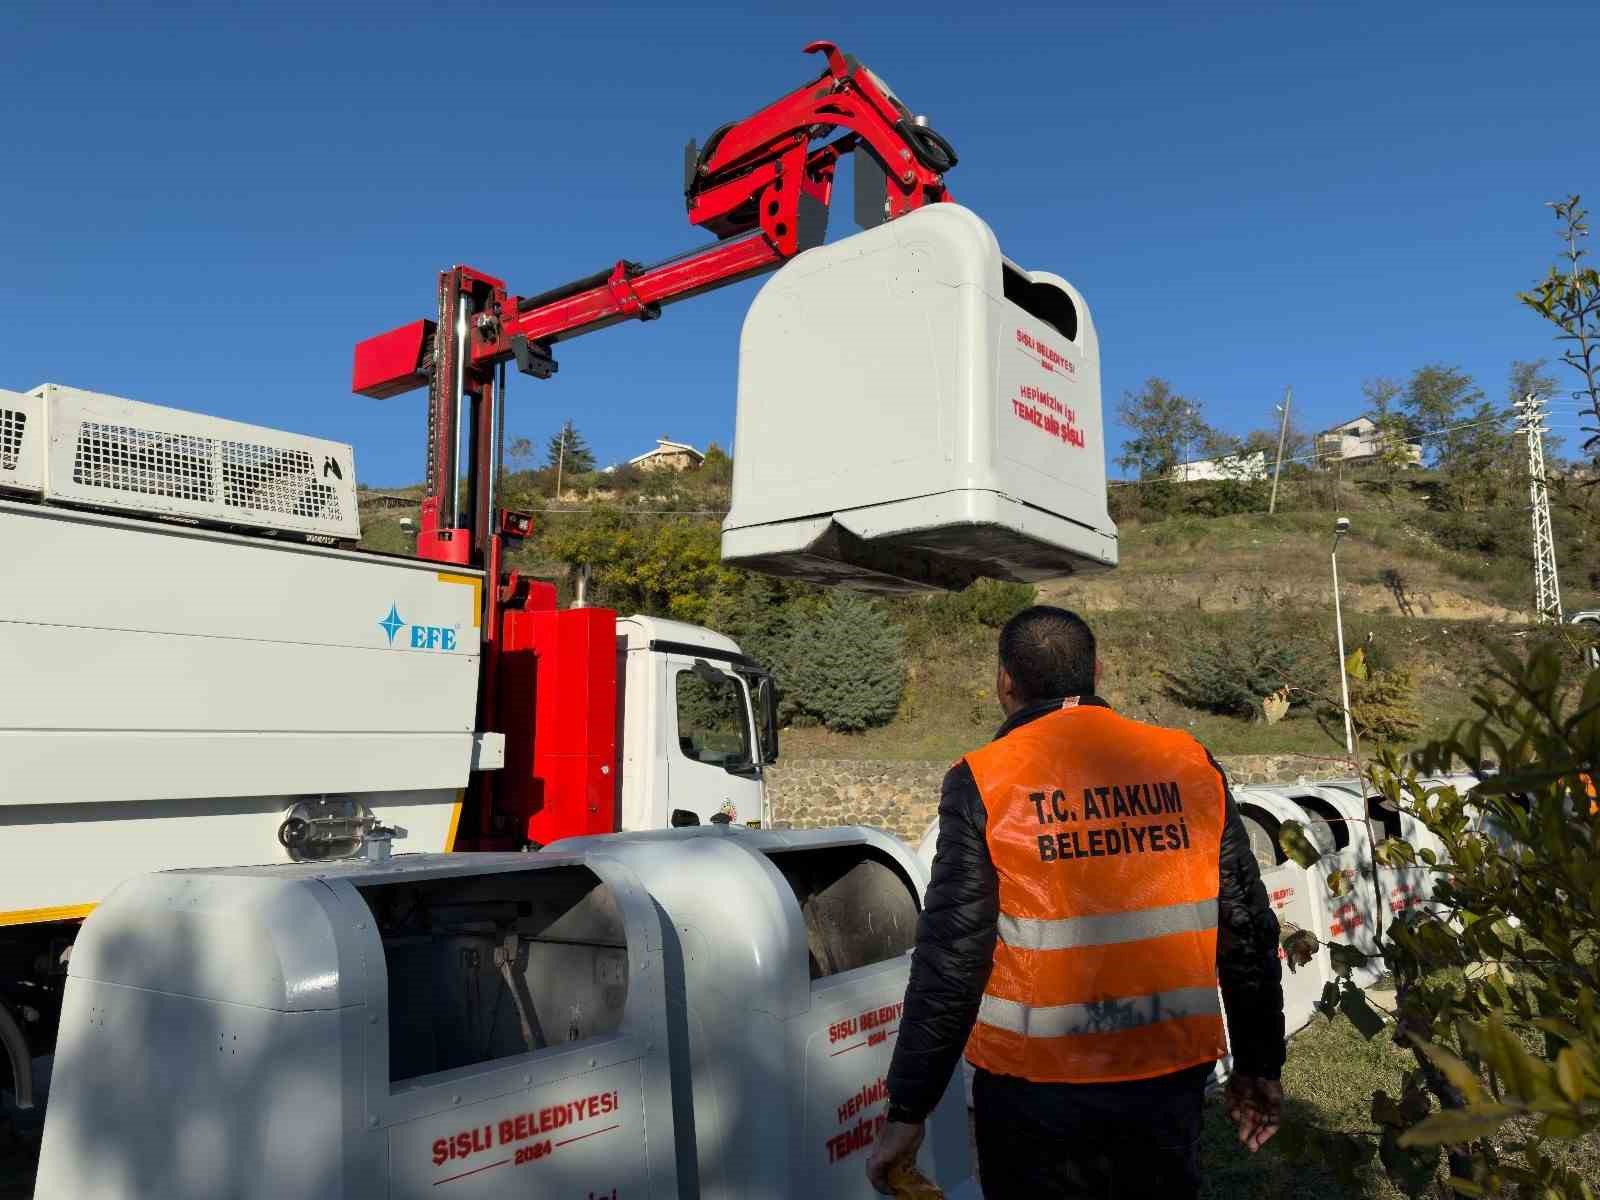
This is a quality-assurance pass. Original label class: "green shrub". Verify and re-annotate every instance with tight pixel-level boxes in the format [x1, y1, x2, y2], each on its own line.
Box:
[923, 579, 1038, 634]
[778, 593, 906, 732]
[1164, 618, 1323, 718]
[1348, 664, 1424, 744]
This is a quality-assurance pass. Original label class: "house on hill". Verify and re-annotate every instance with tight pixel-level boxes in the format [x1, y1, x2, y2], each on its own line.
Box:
[1167, 450, 1268, 483]
[1314, 414, 1422, 469]
[629, 437, 704, 472]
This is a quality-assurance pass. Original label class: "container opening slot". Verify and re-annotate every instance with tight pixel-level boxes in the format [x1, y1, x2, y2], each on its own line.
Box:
[1238, 806, 1284, 871]
[764, 847, 919, 980]
[1002, 263, 1077, 342]
[1288, 794, 1350, 852]
[358, 867, 630, 1084]
[1366, 796, 1404, 842]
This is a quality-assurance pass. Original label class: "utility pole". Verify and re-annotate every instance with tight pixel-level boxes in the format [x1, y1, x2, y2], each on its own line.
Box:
[554, 422, 567, 500]
[1331, 518, 1355, 756]
[1268, 385, 1292, 515]
[1515, 392, 1563, 624]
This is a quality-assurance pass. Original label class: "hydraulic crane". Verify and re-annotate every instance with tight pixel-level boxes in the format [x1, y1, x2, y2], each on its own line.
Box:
[348, 39, 957, 850]
[351, 41, 955, 615]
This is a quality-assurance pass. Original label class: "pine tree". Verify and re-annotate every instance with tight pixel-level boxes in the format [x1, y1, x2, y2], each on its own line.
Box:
[779, 593, 905, 732]
[545, 420, 596, 475]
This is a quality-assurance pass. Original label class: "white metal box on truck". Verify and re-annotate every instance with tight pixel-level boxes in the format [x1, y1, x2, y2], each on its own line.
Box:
[722, 203, 1117, 593]
[13, 382, 360, 541]
[0, 387, 44, 494]
[553, 824, 978, 1198]
[35, 852, 680, 1199]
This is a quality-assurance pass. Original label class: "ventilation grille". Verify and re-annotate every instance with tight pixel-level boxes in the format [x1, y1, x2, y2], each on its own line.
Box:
[221, 441, 343, 521]
[73, 421, 216, 502]
[67, 422, 345, 524]
[40, 385, 361, 540]
[0, 408, 24, 472]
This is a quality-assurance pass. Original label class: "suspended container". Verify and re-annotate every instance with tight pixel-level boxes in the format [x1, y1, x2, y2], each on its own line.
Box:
[722, 204, 1118, 593]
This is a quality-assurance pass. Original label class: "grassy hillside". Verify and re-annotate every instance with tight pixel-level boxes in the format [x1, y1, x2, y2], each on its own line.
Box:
[356, 465, 1599, 764]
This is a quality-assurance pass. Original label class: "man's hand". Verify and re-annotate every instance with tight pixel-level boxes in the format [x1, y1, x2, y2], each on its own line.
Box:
[1224, 1074, 1282, 1152]
[865, 1119, 925, 1194]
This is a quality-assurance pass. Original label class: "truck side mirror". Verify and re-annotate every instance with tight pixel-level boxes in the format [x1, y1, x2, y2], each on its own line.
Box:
[755, 676, 780, 765]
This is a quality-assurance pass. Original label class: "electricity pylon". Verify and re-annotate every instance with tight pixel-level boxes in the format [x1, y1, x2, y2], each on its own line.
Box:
[1515, 392, 1563, 624]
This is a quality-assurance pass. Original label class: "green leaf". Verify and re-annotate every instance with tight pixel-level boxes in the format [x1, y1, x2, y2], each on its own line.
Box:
[1408, 1035, 1486, 1103]
[1341, 983, 1388, 1039]
[1532, 1017, 1583, 1043]
[1538, 1112, 1583, 1139]
[1374, 837, 1415, 868]
[1279, 820, 1322, 869]
[1468, 1017, 1562, 1108]
[1555, 1047, 1589, 1104]
[1397, 1104, 1519, 1147]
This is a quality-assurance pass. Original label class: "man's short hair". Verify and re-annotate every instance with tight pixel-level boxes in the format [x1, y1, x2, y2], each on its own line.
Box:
[998, 606, 1096, 703]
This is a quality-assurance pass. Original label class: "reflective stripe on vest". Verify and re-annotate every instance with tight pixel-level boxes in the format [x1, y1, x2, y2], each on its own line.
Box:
[963, 703, 1229, 1085]
[998, 897, 1218, 952]
[977, 985, 1222, 1039]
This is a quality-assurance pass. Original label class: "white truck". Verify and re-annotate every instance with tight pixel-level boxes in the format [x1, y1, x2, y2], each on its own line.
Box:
[0, 383, 778, 1122]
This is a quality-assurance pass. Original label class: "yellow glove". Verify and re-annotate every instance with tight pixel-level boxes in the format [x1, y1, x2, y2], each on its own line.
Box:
[888, 1161, 944, 1199]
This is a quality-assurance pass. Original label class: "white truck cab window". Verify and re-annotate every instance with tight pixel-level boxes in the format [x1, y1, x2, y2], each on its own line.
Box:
[675, 669, 752, 768]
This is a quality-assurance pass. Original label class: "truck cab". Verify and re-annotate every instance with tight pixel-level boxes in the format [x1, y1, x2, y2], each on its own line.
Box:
[617, 615, 779, 832]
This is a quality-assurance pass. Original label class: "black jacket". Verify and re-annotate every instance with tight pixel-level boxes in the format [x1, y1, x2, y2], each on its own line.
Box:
[885, 697, 1286, 1122]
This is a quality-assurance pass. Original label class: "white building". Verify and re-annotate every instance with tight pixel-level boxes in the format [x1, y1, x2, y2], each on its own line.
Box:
[1168, 450, 1268, 483]
[1315, 415, 1422, 468]
[628, 437, 705, 472]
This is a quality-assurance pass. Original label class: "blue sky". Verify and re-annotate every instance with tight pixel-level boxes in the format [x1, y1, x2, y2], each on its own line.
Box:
[2, 2, 1594, 485]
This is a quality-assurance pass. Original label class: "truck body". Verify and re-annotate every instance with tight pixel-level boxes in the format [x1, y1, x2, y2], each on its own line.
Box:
[0, 383, 776, 1120]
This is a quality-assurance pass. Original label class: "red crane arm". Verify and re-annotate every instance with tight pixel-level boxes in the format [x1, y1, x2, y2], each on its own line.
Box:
[345, 40, 955, 851]
[348, 38, 955, 581]
[353, 41, 952, 398]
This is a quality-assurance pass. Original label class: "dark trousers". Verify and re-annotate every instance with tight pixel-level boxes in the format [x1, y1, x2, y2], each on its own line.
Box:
[972, 1063, 1212, 1199]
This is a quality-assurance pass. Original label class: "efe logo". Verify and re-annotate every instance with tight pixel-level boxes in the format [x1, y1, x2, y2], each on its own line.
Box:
[377, 603, 459, 652]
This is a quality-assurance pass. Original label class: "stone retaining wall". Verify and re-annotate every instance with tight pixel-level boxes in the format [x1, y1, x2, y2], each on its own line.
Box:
[766, 753, 1356, 844]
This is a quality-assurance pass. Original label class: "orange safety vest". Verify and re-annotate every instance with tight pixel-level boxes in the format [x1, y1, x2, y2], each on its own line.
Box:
[963, 703, 1229, 1084]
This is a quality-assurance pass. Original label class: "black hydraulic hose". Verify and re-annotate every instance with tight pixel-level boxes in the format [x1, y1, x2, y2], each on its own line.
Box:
[897, 119, 958, 174]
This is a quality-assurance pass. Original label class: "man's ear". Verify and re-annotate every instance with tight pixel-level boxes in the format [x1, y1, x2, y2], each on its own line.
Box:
[1094, 657, 1102, 688]
[996, 664, 1017, 709]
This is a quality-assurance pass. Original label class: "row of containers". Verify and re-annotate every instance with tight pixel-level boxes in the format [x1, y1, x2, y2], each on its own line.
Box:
[1231, 775, 1475, 1033]
[36, 777, 1479, 1199]
[34, 826, 981, 1200]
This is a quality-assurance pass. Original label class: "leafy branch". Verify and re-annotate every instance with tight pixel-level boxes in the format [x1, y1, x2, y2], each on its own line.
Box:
[1519, 195, 1600, 467]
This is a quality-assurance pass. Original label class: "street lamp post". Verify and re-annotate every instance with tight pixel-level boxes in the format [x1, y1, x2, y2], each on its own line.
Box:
[1331, 517, 1354, 755]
